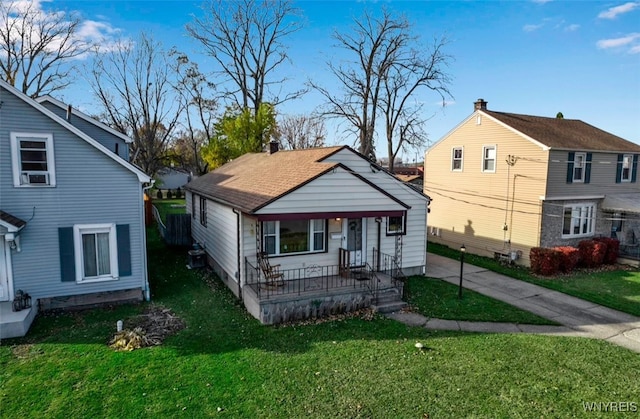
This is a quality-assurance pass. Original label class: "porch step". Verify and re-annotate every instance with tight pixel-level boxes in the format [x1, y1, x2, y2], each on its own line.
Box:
[372, 287, 406, 313]
[0, 301, 37, 340]
[372, 301, 407, 314]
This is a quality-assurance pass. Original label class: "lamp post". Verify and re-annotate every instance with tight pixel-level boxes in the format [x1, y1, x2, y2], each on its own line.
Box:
[458, 244, 466, 299]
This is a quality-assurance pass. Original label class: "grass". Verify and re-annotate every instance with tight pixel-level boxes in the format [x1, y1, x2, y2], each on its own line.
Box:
[405, 276, 556, 325]
[152, 198, 186, 224]
[1, 230, 639, 418]
[428, 242, 640, 317]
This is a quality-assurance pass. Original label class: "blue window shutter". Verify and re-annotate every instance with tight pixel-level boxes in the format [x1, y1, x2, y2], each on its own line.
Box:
[58, 227, 75, 282]
[615, 154, 623, 183]
[566, 152, 575, 183]
[584, 153, 592, 184]
[116, 224, 132, 277]
[632, 154, 639, 183]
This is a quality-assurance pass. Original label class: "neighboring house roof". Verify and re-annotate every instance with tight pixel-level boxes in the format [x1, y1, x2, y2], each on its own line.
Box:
[186, 146, 345, 212]
[186, 146, 419, 213]
[484, 110, 640, 153]
[35, 95, 133, 144]
[1, 80, 150, 183]
[395, 174, 422, 183]
[0, 210, 27, 232]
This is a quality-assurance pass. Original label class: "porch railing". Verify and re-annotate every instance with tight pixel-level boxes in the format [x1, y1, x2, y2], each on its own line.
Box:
[372, 248, 406, 283]
[245, 257, 379, 300]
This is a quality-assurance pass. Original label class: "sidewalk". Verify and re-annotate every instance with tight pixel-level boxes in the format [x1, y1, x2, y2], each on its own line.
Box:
[390, 253, 640, 353]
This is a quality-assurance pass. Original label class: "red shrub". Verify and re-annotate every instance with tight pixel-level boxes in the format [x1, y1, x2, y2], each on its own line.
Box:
[553, 246, 580, 273]
[577, 240, 607, 268]
[593, 237, 620, 264]
[530, 247, 561, 276]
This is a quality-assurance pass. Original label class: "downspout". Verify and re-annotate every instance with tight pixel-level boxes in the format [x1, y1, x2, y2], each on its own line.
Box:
[141, 180, 155, 301]
[233, 208, 242, 301]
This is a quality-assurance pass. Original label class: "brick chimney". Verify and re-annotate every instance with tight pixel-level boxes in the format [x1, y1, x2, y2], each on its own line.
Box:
[474, 98, 488, 111]
[268, 140, 279, 154]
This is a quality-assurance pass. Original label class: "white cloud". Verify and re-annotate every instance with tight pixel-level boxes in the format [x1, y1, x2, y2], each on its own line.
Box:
[523, 24, 544, 32]
[2, 0, 126, 57]
[596, 33, 640, 53]
[598, 2, 640, 19]
[564, 24, 580, 32]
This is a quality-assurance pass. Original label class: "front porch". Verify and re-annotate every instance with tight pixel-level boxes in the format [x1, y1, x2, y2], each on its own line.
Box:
[242, 249, 406, 324]
[0, 301, 37, 340]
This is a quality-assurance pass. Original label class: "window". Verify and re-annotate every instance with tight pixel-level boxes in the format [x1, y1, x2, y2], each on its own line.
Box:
[199, 197, 207, 227]
[73, 224, 118, 283]
[482, 146, 496, 172]
[10, 132, 56, 187]
[562, 204, 595, 238]
[451, 147, 463, 171]
[573, 152, 586, 182]
[262, 219, 326, 256]
[621, 154, 632, 182]
[387, 216, 406, 235]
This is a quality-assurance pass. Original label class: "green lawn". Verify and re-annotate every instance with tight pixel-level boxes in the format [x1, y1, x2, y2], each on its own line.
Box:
[151, 198, 186, 224]
[405, 276, 556, 325]
[429, 242, 640, 317]
[1, 231, 638, 418]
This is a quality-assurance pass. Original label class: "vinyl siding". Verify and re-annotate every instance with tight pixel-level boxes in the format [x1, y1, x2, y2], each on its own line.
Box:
[256, 167, 406, 214]
[325, 148, 429, 272]
[424, 113, 549, 265]
[39, 101, 130, 160]
[190, 193, 239, 281]
[546, 150, 639, 197]
[0, 86, 145, 299]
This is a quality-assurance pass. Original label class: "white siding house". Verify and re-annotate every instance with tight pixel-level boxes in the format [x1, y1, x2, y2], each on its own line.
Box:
[185, 145, 430, 324]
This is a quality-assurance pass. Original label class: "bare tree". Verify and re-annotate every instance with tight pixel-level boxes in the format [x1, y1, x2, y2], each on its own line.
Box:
[88, 33, 182, 178]
[169, 50, 217, 175]
[382, 37, 451, 172]
[277, 114, 326, 150]
[187, 0, 304, 116]
[311, 9, 451, 165]
[0, 0, 91, 97]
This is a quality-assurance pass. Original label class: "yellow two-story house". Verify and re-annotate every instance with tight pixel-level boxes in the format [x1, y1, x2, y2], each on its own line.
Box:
[424, 99, 640, 266]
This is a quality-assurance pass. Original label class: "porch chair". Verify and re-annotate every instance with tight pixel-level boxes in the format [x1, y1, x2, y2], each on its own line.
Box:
[257, 252, 285, 287]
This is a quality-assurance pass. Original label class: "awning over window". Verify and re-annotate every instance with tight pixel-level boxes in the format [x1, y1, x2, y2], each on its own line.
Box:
[255, 210, 406, 222]
[601, 194, 640, 214]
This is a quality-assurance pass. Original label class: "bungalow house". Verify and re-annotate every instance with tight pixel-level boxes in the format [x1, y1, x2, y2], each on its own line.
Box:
[0, 80, 151, 339]
[424, 99, 640, 266]
[185, 144, 430, 324]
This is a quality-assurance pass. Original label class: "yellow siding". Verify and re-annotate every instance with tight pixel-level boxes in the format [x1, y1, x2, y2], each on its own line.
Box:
[424, 113, 549, 265]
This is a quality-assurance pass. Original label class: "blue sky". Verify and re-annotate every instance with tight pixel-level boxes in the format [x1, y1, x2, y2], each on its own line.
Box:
[39, 1, 640, 158]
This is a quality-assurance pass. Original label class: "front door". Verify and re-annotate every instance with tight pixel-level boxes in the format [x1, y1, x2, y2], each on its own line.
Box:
[343, 218, 366, 266]
[0, 239, 9, 302]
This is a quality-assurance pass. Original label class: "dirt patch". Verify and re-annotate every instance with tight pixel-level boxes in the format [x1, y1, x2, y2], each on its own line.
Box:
[109, 305, 185, 351]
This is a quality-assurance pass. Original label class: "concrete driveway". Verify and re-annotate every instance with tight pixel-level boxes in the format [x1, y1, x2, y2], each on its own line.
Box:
[422, 253, 640, 353]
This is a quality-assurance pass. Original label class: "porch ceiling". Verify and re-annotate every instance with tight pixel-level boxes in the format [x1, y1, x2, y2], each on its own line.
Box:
[255, 210, 405, 221]
[602, 194, 640, 214]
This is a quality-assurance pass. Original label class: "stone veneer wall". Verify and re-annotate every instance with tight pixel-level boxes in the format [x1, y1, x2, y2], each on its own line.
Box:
[540, 199, 610, 248]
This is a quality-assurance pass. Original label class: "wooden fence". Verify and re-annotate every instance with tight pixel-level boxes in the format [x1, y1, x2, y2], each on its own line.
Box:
[152, 206, 192, 246]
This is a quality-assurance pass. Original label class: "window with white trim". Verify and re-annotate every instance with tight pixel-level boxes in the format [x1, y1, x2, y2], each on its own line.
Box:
[482, 145, 496, 172]
[10, 132, 56, 187]
[262, 219, 326, 256]
[562, 203, 595, 238]
[451, 147, 463, 171]
[621, 154, 632, 182]
[572, 152, 586, 182]
[73, 224, 118, 283]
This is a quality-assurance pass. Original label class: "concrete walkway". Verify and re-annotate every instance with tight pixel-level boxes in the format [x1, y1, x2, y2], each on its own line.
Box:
[388, 253, 640, 353]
